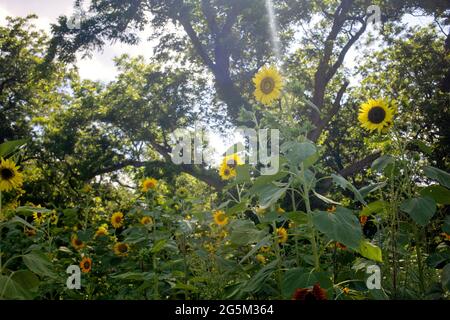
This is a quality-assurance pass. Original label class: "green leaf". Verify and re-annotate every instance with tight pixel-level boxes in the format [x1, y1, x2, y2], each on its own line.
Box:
[230, 220, 267, 246]
[424, 166, 450, 189]
[111, 272, 153, 281]
[400, 197, 436, 226]
[15, 206, 52, 216]
[281, 141, 317, 166]
[281, 268, 306, 298]
[22, 251, 56, 279]
[151, 239, 167, 253]
[285, 211, 308, 226]
[371, 155, 395, 173]
[0, 139, 27, 158]
[442, 264, 450, 291]
[248, 171, 288, 192]
[420, 185, 450, 205]
[312, 207, 362, 250]
[226, 201, 248, 215]
[359, 240, 383, 262]
[11, 270, 40, 291]
[243, 260, 278, 293]
[239, 235, 271, 264]
[443, 216, 450, 234]
[124, 228, 147, 244]
[312, 189, 341, 205]
[8, 216, 36, 229]
[0, 275, 32, 299]
[358, 182, 386, 198]
[414, 140, 433, 155]
[331, 174, 366, 205]
[235, 164, 251, 183]
[251, 183, 287, 209]
[281, 269, 332, 299]
[361, 200, 388, 216]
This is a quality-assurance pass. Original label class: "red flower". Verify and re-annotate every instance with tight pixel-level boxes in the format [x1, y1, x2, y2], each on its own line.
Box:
[292, 283, 327, 300]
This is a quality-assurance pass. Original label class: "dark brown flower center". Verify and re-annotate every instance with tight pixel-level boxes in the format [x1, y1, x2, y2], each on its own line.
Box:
[226, 159, 237, 168]
[224, 168, 231, 176]
[260, 77, 275, 94]
[0, 168, 14, 180]
[75, 239, 83, 246]
[368, 106, 386, 124]
[84, 261, 90, 269]
[119, 244, 128, 253]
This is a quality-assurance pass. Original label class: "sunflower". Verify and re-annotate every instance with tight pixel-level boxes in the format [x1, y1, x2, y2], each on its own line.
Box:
[0, 158, 24, 192]
[260, 245, 271, 253]
[71, 236, 85, 250]
[255, 206, 266, 215]
[358, 99, 395, 133]
[442, 233, 450, 241]
[221, 153, 243, 169]
[140, 216, 153, 225]
[113, 242, 130, 257]
[292, 283, 327, 300]
[359, 215, 368, 226]
[176, 187, 189, 198]
[219, 153, 243, 181]
[256, 254, 267, 265]
[336, 242, 347, 250]
[111, 212, 124, 229]
[219, 165, 236, 180]
[95, 224, 109, 238]
[50, 211, 59, 225]
[213, 210, 229, 226]
[276, 227, 288, 244]
[342, 287, 350, 295]
[142, 177, 158, 192]
[253, 66, 283, 105]
[32, 211, 47, 225]
[80, 257, 92, 273]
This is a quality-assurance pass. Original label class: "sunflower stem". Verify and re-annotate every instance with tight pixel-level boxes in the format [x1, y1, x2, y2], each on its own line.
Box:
[301, 164, 320, 271]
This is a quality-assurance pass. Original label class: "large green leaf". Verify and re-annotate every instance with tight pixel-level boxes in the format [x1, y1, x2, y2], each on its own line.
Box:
[312, 207, 362, 250]
[442, 264, 450, 291]
[281, 141, 317, 166]
[0, 139, 27, 158]
[400, 197, 436, 226]
[226, 201, 248, 215]
[361, 200, 389, 216]
[235, 164, 251, 183]
[11, 270, 40, 292]
[0, 274, 32, 299]
[331, 175, 366, 205]
[230, 220, 267, 246]
[358, 182, 386, 198]
[111, 272, 153, 281]
[371, 155, 395, 173]
[424, 166, 450, 189]
[251, 183, 287, 209]
[281, 269, 332, 299]
[443, 216, 450, 234]
[23, 251, 56, 278]
[420, 185, 450, 205]
[359, 240, 383, 262]
[243, 260, 278, 293]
